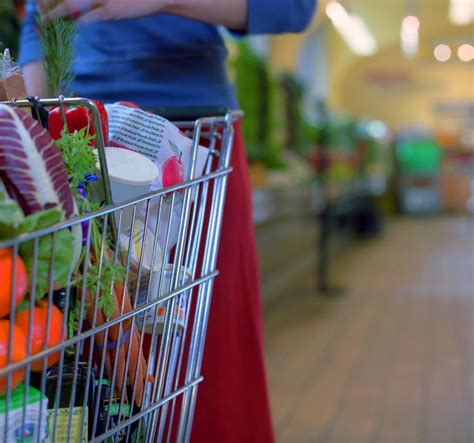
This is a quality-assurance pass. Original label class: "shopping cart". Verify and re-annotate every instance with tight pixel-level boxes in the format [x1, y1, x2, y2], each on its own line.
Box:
[0, 97, 241, 442]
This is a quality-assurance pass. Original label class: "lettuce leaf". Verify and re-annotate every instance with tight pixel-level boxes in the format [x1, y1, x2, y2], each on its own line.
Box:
[0, 193, 75, 298]
[0, 192, 24, 239]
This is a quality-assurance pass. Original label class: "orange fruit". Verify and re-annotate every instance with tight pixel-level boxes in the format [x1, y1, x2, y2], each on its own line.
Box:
[0, 320, 27, 395]
[15, 301, 64, 372]
[0, 248, 28, 318]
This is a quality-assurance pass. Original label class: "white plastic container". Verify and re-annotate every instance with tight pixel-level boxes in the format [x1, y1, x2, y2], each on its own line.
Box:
[97, 147, 159, 230]
[98, 147, 159, 204]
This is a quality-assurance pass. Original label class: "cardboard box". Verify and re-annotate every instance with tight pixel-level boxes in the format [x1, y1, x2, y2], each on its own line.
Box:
[0, 71, 28, 102]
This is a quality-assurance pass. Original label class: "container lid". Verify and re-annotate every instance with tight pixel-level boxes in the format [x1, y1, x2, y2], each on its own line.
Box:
[96, 148, 159, 186]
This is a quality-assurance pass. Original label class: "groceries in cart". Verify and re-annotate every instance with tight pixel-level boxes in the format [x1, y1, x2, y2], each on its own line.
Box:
[0, 49, 27, 102]
[0, 96, 222, 441]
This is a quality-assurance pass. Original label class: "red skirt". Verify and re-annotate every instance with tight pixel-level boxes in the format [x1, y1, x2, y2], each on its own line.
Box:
[191, 123, 275, 442]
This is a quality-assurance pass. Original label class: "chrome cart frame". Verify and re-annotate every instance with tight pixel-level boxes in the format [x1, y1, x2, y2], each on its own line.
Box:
[0, 97, 241, 442]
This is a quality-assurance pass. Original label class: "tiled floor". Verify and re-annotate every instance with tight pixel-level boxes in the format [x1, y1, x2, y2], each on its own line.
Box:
[264, 216, 474, 443]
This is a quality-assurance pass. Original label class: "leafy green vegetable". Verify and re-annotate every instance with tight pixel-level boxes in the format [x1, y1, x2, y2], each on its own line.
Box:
[55, 127, 122, 322]
[19, 210, 75, 298]
[0, 193, 24, 239]
[18, 207, 62, 233]
[0, 193, 75, 299]
[84, 262, 125, 319]
[55, 127, 97, 189]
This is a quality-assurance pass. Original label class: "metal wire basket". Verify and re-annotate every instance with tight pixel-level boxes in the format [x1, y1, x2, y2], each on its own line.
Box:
[0, 97, 241, 442]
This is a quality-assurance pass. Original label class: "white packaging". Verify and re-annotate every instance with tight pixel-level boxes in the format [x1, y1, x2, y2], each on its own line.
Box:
[0, 384, 50, 442]
[119, 219, 164, 274]
[105, 104, 209, 252]
[136, 265, 191, 334]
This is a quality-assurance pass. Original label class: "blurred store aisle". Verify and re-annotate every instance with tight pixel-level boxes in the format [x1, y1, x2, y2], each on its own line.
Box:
[264, 216, 474, 443]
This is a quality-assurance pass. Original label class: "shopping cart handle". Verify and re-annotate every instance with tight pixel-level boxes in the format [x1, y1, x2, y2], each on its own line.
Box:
[146, 106, 231, 121]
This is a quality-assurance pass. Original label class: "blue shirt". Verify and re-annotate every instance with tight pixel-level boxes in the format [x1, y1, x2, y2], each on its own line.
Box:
[19, 1, 316, 109]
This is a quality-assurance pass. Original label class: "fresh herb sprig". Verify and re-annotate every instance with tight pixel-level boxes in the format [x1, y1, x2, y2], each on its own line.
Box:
[55, 129, 124, 322]
[55, 127, 97, 188]
[37, 17, 76, 96]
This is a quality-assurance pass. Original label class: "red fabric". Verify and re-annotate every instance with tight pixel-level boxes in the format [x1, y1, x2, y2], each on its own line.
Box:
[191, 123, 275, 443]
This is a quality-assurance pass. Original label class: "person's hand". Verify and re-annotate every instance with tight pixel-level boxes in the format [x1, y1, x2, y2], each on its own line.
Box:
[38, 0, 166, 23]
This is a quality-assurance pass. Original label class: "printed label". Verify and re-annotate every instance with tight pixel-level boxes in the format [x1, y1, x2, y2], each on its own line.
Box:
[49, 407, 87, 443]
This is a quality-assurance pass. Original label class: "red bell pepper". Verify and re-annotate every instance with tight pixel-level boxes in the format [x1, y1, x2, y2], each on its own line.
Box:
[48, 100, 108, 145]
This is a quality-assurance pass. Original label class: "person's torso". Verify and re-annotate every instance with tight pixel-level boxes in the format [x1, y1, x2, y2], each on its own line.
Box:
[72, 14, 237, 110]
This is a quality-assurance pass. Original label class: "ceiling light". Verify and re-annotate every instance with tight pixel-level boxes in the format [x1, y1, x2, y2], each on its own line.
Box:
[458, 44, 474, 61]
[325, 1, 350, 24]
[434, 44, 452, 62]
[402, 15, 420, 33]
[326, 2, 378, 56]
[449, 0, 474, 26]
[400, 15, 420, 57]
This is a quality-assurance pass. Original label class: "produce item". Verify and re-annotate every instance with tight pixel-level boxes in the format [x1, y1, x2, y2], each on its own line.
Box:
[0, 196, 77, 299]
[84, 282, 147, 407]
[115, 101, 141, 109]
[37, 17, 76, 97]
[0, 248, 27, 318]
[0, 49, 27, 102]
[0, 320, 27, 395]
[20, 210, 77, 298]
[50, 126, 149, 407]
[0, 104, 82, 296]
[48, 99, 109, 145]
[0, 384, 49, 442]
[15, 301, 64, 372]
[0, 104, 77, 219]
[162, 154, 184, 189]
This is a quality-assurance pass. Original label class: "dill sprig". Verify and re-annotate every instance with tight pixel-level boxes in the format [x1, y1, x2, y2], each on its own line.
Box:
[37, 17, 76, 96]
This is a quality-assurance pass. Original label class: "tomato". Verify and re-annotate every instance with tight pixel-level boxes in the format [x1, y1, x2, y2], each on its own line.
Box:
[0, 320, 27, 395]
[15, 301, 64, 372]
[0, 249, 27, 319]
[48, 99, 109, 145]
[115, 101, 141, 109]
[93, 100, 109, 145]
[162, 155, 184, 188]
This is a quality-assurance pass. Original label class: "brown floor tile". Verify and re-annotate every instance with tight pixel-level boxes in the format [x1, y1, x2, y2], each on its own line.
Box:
[264, 216, 474, 443]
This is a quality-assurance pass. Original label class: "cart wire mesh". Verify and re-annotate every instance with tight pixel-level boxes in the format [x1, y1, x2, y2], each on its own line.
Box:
[0, 97, 241, 442]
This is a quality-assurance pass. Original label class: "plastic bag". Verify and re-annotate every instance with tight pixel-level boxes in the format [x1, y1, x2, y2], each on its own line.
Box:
[0, 49, 20, 80]
[0, 49, 27, 101]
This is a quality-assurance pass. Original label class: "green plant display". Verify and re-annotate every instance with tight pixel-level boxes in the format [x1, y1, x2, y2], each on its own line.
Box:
[326, 113, 356, 151]
[280, 72, 317, 156]
[231, 41, 284, 168]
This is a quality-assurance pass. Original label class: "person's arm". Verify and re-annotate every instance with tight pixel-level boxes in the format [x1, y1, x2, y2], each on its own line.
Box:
[41, 0, 247, 29]
[42, 0, 317, 34]
[19, 0, 48, 96]
[22, 61, 47, 96]
[163, 0, 317, 34]
[235, 0, 317, 34]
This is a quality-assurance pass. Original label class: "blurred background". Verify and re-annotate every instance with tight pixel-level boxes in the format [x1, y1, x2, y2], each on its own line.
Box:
[2, 0, 474, 441]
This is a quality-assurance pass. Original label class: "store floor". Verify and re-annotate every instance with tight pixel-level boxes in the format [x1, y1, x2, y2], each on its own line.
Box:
[264, 216, 474, 443]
